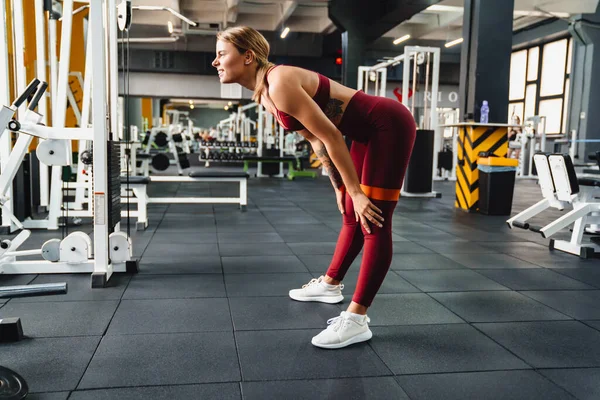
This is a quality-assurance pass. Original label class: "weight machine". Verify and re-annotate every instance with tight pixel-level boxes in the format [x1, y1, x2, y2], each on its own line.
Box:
[511, 116, 548, 179]
[0, 0, 137, 288]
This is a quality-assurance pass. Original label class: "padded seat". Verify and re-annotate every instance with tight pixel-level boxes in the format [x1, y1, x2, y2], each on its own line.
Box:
[121, 176, 151, 184]
[578, 177, 600, 187]
[188, 171, 249, 178]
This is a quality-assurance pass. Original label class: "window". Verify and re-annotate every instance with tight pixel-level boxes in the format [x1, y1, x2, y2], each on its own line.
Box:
[509, 37, 573, 135]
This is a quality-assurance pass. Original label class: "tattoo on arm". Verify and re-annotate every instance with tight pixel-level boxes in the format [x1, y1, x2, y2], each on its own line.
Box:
[324, 98, 344, 125]
[315, 145, 344, 189]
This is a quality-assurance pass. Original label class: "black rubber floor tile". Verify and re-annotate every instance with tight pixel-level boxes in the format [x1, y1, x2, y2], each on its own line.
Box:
[138, 256, 222, 274]
[217, 232, 283, 243]
[236, 329, 391, 380]
[474, 269, 596, 290]
[143, 243, 219, 258]
[442, 253, 541, 269]
[0, 336, 100, 392]
[0, 274, 38, 286]
[157, 218, 215, 230]
[389, 253, 466, 270]
[150, 231, 218, 243]
[396, 270, 508, 292]
[333, 270, 421, 295]
[419, 240, 499, 254]
[242, 377, 409, 400]
[25, 393, 70, 399]
[369, 324, 529, 374]
[520, 290, 600, 319]
[430, 291, 571, 323]
[297, 254, 362, 273]
[0, 300, 118, 337]
[274, 223, 336, 234]
[123, 274, 226, 299]
[402, 230, 463, 242]
[216, 224, 276, 233]
[219, 242, 293, 256]
[267, 216, 322, 225]
[229, 296, 340, 330]
[69, 383, 240, 400]
[287, 242, 338, 255]
[222, 255, 308, 274]
[395, 370, 576, 400]
[474, 321, 600, 368]
[584, 320, 600, 331]
[392, 242, 434, 254]
[367, 294, 464, 326]
[226, 272, 314, 297]
[278, 230, 341, 243]
[11, 274, 131, 302]
[540, 368, 600, 400]
[551, 268, 600, 289]
[78, 332, 240, 389]
[107, 298, 232, 335]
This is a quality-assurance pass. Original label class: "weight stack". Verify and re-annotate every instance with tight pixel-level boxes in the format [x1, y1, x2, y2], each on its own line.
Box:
[404, 129, 434, 193]
[107, 141, 121, 233]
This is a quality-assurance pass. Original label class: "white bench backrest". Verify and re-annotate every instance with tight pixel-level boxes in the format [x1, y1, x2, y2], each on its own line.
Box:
[548, 155, 577, 202]
[533, 154, 556, 200]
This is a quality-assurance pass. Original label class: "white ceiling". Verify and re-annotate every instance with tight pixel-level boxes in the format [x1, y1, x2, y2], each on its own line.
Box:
[129, 0, 599, 43]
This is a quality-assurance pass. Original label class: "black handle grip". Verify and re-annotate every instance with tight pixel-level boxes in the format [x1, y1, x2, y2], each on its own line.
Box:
[512, 221, 529, 230]
[13, 79, 40, 108]
[28, 81, 48, 111]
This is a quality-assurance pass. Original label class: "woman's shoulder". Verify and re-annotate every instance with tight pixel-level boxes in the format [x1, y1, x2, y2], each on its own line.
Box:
[267, 65, 316, 83]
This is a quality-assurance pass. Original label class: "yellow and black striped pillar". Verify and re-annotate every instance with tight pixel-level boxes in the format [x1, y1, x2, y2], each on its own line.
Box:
[455, 125, 509, 212]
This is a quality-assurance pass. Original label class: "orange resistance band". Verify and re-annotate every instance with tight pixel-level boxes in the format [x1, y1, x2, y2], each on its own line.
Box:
[360, 184, 401, 201]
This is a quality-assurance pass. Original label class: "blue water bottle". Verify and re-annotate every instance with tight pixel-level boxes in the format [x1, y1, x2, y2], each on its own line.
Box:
[480, 101, 489, 124]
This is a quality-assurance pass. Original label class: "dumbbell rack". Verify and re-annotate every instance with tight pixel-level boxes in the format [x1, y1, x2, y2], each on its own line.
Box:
[199, 140, 259, 165]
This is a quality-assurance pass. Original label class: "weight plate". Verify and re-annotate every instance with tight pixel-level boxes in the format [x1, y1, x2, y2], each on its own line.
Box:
[154, 132, 168, 147]
[0, 366, 28, 400]
[151, 154, 170, 171]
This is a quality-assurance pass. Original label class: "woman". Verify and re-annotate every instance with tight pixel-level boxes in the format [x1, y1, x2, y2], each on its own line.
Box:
[213, 27, 416, 349]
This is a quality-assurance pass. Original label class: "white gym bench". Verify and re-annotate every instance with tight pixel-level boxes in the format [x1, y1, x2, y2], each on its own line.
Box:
[507, 153, 600, 259]
[121, 171, 249, 230]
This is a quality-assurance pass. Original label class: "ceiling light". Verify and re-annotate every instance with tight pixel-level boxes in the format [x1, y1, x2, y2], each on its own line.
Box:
[188, 100, 193, 105]
[445, 37, 464, 48]
[190, 104, 194, 110]
[224, 106, 229, 111]
[228, 101, 233, 106]
[393, 35, 411, 45]
[280, 27, 290, 39]
[167, 21, 174, 34]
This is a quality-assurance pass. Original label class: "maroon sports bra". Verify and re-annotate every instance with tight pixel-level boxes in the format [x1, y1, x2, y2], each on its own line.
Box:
[266, 65, 330, 131]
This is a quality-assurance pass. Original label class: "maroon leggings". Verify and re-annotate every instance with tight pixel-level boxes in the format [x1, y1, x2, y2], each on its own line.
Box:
[326, 92, 416, 307]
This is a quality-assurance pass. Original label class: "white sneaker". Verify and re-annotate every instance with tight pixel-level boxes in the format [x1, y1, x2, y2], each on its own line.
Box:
[288, 276, 344, 304]
[311, 311, 373, 349]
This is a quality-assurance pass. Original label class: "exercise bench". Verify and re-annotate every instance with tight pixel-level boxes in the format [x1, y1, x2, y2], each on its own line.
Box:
[121, 171, 249, 230]
[242, 155, 317, 180]
[507, 153, 600, 258]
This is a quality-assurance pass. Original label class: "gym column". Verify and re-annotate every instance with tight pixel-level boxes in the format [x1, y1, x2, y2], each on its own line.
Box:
[459, 0, 515, 123]
[568, 7, 600, 159]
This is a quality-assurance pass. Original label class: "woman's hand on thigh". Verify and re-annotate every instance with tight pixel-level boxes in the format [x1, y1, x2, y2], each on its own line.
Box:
[350, 191, 383, 234]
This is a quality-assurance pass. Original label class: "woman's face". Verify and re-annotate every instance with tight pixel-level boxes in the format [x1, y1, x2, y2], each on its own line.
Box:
[212, 40, 246, 84]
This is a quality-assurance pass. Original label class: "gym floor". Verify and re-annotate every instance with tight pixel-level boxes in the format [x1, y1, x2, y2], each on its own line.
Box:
[1, 170, 599, 400]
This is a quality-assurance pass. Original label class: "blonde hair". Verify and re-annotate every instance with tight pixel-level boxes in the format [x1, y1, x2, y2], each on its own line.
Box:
[216, 26, 275, 103]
